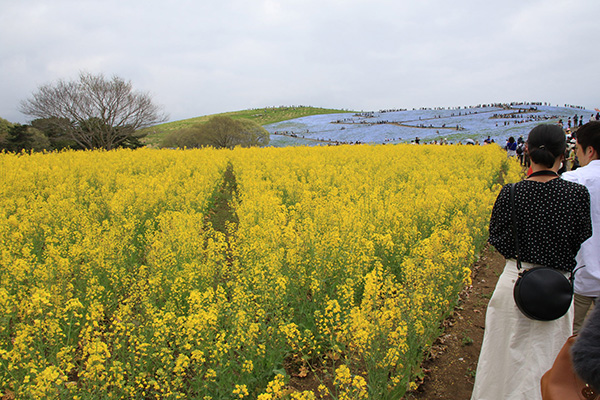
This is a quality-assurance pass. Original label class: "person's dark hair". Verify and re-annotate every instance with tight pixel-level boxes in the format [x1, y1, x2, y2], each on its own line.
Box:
[508, 137, 515, 143]
[575, 121, 600, 156]
[571, 304, 600, 392]
[527, 124, 566, 168]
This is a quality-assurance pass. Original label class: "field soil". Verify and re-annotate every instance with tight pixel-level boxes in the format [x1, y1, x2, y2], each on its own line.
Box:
[404, 245, 506, 400]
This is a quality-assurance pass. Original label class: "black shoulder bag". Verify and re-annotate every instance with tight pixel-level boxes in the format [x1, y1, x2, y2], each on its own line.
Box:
[509, 182, 574, 321]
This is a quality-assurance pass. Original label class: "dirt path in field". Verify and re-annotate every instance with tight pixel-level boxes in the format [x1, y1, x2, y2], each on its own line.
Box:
[403, 245, 506, 400]
[205, 163, 508, 400]
[205, 161, 239, 234]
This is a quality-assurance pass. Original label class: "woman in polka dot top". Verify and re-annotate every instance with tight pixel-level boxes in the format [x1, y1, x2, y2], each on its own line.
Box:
[471, 124, 592, 400]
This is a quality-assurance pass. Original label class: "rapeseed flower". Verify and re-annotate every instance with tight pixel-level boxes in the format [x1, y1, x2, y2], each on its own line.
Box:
[0, 144, 520, 399]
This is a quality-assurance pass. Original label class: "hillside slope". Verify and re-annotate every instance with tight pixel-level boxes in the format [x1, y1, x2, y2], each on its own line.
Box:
[140, 103, 595, 148]
[264, 103, 594, 147]
[140, 106, 354, 147]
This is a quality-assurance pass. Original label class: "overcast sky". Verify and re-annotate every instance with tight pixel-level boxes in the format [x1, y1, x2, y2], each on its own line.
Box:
[2, 0, 598, 124]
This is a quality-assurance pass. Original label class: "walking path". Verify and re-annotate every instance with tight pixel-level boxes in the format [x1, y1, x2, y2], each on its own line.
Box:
[332, 107, 511, 131]
[273, 132, 364, 145]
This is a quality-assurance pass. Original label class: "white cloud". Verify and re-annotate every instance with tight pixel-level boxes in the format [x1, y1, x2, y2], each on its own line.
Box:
[1, 0, 599, 124]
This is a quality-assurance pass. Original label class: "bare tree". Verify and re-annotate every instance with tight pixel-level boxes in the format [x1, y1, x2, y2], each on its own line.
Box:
[20, 72, 168, 150]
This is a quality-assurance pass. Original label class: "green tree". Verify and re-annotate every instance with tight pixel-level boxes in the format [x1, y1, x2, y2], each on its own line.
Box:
[5, 124, 50, 152]
[30, 117, 81, 150]
[161, 116, 269, 149]
[28, 127, 52, 152]
[6, 124, 32, 152]
[160, 125, 206, 148]
[20, 72, 168, 150]
[0, 117, 14, 150]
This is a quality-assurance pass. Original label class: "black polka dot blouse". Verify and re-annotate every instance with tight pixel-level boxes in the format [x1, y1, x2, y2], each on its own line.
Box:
[489, 178, 592, 272]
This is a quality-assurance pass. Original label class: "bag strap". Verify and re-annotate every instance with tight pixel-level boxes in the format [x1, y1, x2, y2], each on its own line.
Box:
[509, 183, 523, 271]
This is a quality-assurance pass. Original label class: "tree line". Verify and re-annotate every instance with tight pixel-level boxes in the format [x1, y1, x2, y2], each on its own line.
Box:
[159, 116, 269, 149]
[1, 72, 269, 153]
[0, 116, 115, 153]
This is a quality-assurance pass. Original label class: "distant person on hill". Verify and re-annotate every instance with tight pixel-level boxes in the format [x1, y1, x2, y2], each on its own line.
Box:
[561, 121, 600, 333]
[505, 136, 517, 157]
[516, 141, 525, 165]
[471, 124, 592, 400]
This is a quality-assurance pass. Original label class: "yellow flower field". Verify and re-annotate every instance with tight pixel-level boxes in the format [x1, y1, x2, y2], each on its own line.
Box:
[0, 144, 521, 399]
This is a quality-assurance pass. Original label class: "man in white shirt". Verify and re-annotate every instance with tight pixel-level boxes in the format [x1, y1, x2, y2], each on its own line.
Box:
[562, 121, 600, 332]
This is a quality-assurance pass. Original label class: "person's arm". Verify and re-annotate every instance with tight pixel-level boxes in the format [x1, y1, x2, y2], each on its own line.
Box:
[574, 188, 593, 247]
[488, 185, 512, 257]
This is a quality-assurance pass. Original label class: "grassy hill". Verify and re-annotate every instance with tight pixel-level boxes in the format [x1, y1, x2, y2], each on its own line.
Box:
[140, 106, 354, 147]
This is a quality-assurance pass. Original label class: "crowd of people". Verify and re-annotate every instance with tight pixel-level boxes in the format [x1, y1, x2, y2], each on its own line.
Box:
[492, 112, 562, 126]
[472, 121, 600, 399]
[503, 120, 598, 172]
[276, 122, 600, 400]
[272, 130, 365, 146]
[556, 111, 600, 130]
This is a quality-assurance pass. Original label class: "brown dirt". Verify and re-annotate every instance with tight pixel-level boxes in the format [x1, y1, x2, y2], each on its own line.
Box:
[404, 245, 506, 400]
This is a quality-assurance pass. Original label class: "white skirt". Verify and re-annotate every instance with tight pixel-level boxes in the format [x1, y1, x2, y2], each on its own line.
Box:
[470, 259, 574, 400]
